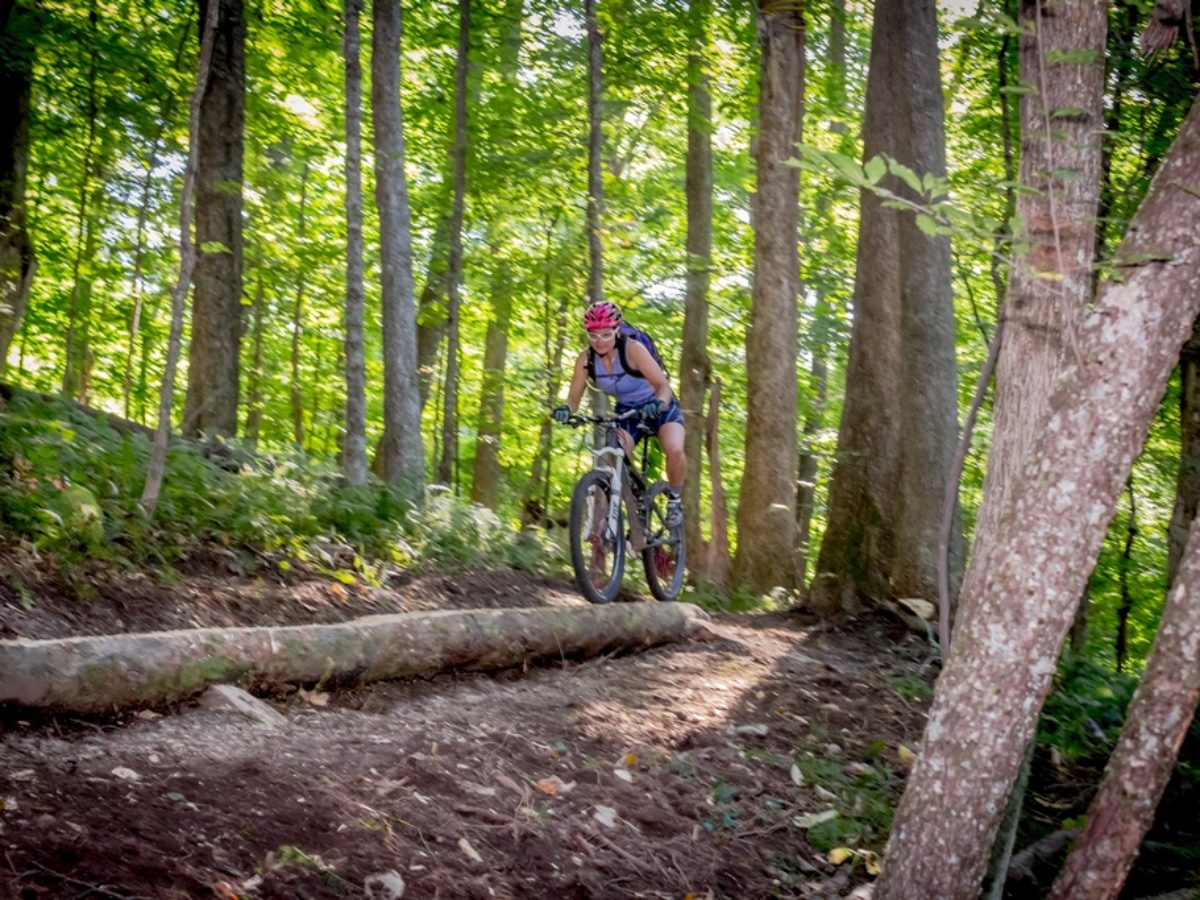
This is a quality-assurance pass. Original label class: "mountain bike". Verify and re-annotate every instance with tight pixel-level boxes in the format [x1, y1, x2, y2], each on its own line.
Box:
[557, 408, 686, 604]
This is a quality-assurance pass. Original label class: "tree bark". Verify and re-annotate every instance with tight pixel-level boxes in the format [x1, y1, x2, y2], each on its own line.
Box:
[733, 0, 804, 594]
[0, 604, 713, 714]
[585, 0, 604, 305]
[875, 94, 1200, 900]
[1168, 319, 1200, 586]
[416, 209, 450, 411]
[183, 0, 245, 439]
[1048, 513, 1200, 900]
[965, 0, 1108, 602]
[243, 264, 265, 448]
[343, 0, 368, 485]
[888, 0, 958, 605]
[680, 0, 713, 578]
[808, 0, 901, 613]
[704, 377, 732, 590]
[0, 0, 36, 373]
[372, 0, 424, 492]
[796, 355, 827, 581]
[141, 0, 221, 515]
[436, 0, 471, 489]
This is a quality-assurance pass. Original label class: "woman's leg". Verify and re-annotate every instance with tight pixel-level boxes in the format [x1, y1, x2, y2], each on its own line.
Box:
[657, 421, 686, 490]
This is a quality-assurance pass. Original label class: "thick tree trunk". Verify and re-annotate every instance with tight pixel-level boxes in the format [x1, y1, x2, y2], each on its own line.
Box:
[141, 0, 220, 514]
[343, 0, 368, 485]
[680, 0, 713, 578]
[416, 210, 450, 411]
[0, 0, 35, 373]
[808, 0, 902, 614]
[733, 0, 804, 594]
[0, 604, 712, 713]
[889, 0, 958, 603]
[876, 95, 1200, 900]
[372, 0, 424, 491]
[183, 0, 244, 439]
[585, 0, 604, 305]
[436, 0, 470, 489]
[1049, 514, 1200, 900]
[966, 0, 1107, 598]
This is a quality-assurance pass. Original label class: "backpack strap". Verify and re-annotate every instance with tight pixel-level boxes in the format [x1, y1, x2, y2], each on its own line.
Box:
[616, 335, 642, 378]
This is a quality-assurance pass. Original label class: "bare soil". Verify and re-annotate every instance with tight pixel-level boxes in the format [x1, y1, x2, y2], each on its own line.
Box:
[0, 561, 933, 899]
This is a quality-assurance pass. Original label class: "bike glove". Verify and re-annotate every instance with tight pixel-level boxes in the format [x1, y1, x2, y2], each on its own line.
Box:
[552, 404, 572, 424]
[640, 399, 663, 421]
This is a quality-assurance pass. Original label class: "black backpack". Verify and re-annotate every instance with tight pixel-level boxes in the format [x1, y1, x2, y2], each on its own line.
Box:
[586, 323, 669, 384]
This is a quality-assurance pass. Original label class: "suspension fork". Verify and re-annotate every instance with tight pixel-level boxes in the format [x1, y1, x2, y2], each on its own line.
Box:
[590, 447, 626, 543]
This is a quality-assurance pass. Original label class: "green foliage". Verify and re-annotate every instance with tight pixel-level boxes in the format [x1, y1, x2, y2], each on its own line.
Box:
[1037, 654, 1138, 760]
[792, 752, 898, 853]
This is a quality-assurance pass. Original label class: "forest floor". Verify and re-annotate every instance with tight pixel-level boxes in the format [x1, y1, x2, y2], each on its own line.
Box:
[0, 555, 934, 900]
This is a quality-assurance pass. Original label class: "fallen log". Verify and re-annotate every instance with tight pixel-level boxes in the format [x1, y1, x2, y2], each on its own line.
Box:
[0, 603, 713, 714]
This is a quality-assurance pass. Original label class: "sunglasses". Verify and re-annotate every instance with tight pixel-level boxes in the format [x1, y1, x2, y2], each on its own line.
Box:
[586, 328, 617, 341]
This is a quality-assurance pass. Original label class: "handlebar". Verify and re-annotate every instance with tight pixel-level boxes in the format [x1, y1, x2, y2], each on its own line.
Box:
[559, 408, 644, 428]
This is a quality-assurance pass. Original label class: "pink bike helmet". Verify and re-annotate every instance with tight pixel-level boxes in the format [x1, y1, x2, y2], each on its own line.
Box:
[583, 301, 622, 331]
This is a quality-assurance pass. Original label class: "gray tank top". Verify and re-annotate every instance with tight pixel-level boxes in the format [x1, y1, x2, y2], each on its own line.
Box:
[592, 345, 656, 407]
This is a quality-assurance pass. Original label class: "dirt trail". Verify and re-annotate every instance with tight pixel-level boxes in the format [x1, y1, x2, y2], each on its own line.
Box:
[0, 571, 931, 899]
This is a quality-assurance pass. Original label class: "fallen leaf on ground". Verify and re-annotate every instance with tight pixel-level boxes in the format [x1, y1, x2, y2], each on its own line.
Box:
[897, 744, 918, 767]
[624, 752, 637, 767]
[458, 837, 483, 863]
[593, 805, 617, 828]
[299, 688, 330, 707]
[790, 763, 805, 786]
[828, 847, 853, 866]
[111, 767, 140, 781]
[613, 769, 633, 783]
[534, 776, 575, 796]
[792, 809, 838, 829]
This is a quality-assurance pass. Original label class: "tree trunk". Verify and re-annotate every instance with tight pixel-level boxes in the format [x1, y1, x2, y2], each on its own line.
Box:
[436, 0, 471, 489]
[733, 0, 804, 595]
[704, 377, 732, 590]
[416, 209, 450, 411]
[470, 258, 513, 508]
[243, 264, 265, 448]
[0, 0, 35, 374]
[183, 0, 245, 439]
[372, 0, 424, 491]
[522, 214, 569, 527]
[1048, 514, 1200, 900]
[343, 0, 368, 485]
[888, 0, 958, 604]
[875, 94, 1200, 900]
[469, 0, 523, 510]
[680, 0, 713, 578]
[141, 0, 220, 515]
[62, 1, 100, 400]
[585, 0, 604, 305]
[1168, 319, 1200, 586]
[1114, 478, 1138, 672]
[0, 604, 713, 714]
[965, 0, 1108, 603]
[808, 0, 901, 613]
[796, 355, 827, 581]
[290, 161, 309, 448]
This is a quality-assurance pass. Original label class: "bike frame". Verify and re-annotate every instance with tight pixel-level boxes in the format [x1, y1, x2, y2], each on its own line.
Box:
[586, 415, 655, 553]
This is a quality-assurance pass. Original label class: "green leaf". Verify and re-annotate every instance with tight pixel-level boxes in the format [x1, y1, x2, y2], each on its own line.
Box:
[863, 155, 886, 185]
[1046, 48, 1101, 66]
[914, 213, 940, 237]
[886, 158, 923, 194]
[200, 241, 232, 255]
[1050, 107, 1087, 120]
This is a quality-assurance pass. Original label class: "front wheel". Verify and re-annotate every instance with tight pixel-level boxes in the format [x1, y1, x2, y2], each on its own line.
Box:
[569, 470, 625, 604]
[641, 481, 686, 602]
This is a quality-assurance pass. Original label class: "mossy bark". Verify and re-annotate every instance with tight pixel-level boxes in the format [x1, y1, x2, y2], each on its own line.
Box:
[0, 604, 712, 713]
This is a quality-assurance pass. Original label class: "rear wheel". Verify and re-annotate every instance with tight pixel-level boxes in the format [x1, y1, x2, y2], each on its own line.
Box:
[569, 470, 625, 604]
[641, 481, 685, 602]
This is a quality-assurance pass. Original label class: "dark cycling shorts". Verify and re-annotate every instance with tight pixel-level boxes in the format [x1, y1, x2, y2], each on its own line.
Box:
[616, 398, 684, 444]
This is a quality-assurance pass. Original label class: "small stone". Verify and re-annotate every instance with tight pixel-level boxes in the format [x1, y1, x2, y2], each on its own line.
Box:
[111, 767, 140, 781]
[199, 685, 287, 729]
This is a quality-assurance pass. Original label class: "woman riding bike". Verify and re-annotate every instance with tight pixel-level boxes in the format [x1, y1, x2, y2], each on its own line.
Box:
[552, 301, 685, 529]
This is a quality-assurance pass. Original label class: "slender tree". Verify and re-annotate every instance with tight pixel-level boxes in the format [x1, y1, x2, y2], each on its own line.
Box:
[141, 0, 220, 513]
[733, 0, 805, 594]
[0, 0, 36, 372]
[183, 0, 245, 438]
[679, 0, 714, 577]
[437, 0, 471, 488]
[343, 0, 368, 485]
[290, 160, 310, 447]
[372, 0, 424, 490]
[585, 0, 604, 306]
[877, 95, 1200, 900]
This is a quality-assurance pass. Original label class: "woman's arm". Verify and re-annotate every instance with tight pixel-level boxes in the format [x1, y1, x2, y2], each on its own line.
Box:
[563, 350, 590, 412]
